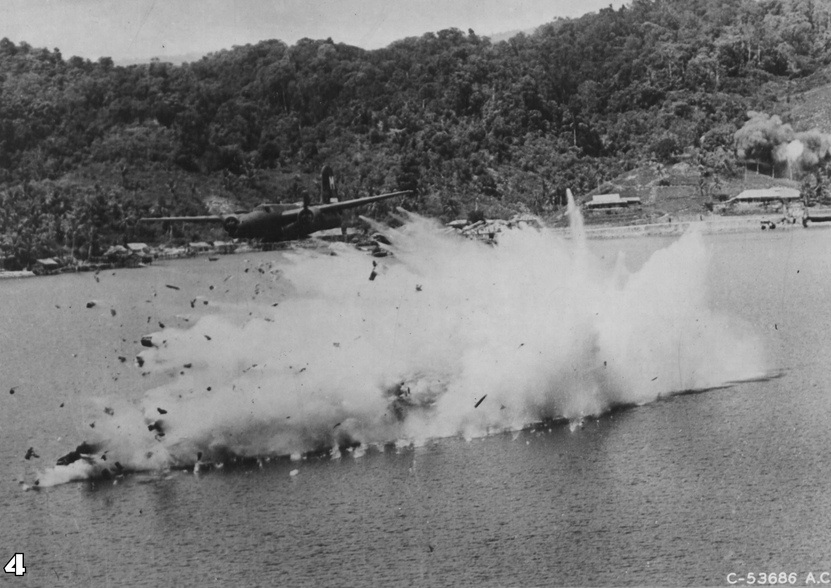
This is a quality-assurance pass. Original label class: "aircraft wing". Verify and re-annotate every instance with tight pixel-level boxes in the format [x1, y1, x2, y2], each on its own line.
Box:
[138, 216, 225, 223]
[278, 190, 411, 221]
[316, 190, 411, 214]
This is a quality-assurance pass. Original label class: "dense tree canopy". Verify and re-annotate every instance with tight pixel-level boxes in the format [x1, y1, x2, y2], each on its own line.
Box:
[2, 0, 831, 267]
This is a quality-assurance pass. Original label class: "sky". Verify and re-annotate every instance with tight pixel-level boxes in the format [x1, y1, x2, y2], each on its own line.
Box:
[0, 0, 627, 63]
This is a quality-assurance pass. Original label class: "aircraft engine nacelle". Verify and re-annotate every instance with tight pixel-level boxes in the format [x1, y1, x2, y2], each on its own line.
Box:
[297, 207, 315, 231]
[281, 207, 319, 241]
[223, 215, 241, 237]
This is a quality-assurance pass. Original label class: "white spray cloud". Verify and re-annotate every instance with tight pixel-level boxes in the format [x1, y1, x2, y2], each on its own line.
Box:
[39, 211, 767, 484]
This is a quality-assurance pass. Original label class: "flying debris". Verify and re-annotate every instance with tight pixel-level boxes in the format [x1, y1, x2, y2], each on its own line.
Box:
[140, 165, 411, 243]
[32, 203, 769, 487]
[569, 418, 586, 432]
[56, 442, 97, 466]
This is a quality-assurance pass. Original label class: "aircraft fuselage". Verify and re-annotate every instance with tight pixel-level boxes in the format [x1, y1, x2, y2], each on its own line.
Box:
[224, 205, 342, 241]
[139, 165, 410, 243]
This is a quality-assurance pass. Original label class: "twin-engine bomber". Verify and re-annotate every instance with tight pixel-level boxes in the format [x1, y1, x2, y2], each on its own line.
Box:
[140, 166, 410, 242]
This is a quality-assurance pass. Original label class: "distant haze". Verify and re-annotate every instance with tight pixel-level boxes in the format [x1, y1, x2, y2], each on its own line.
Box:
[0, 0, 626, 63]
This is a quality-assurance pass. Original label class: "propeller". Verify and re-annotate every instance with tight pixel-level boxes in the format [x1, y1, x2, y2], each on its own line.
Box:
[296, 194, 315, 234]
[223, 215, 240, 236]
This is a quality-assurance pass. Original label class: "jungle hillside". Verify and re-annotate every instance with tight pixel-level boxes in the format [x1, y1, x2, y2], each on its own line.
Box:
[2, 0, 831, 268]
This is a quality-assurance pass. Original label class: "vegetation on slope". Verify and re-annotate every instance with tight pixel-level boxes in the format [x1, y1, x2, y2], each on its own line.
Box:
[2, 0, 831, 267]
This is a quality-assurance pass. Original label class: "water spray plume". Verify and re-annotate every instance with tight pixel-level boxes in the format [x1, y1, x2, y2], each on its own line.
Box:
[565, 188, 585, 242]
[39, 210, 766, 485]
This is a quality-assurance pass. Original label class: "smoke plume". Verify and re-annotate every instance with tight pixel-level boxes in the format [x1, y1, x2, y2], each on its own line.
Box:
[734, 111, 831, 175]
[38, 212, 767, 486]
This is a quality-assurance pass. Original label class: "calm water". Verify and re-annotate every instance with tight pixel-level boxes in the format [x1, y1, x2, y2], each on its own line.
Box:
[3, 228, 831, 587]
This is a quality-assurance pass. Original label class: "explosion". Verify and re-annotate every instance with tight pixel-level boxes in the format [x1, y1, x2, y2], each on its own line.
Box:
[37, 210, 767, 486]
[734, 111, 831, 176]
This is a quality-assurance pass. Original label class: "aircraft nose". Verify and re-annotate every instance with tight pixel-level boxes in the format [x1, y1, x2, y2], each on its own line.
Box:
[223, 215, 240, 236]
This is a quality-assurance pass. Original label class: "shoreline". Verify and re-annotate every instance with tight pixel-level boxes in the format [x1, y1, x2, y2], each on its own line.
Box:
[552, 215, 803, 239]
[0, 215, 814, 280]
[0, 237, 349, 280]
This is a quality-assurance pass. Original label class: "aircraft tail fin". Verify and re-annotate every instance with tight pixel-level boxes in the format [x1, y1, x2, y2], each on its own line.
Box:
[321, 165, 337, 204]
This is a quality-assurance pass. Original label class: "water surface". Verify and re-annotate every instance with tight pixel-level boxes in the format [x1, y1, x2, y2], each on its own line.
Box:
[3, 227, 831, 586]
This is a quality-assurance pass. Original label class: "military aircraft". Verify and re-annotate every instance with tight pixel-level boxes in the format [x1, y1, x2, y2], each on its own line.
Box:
[140, 165, 411, 242]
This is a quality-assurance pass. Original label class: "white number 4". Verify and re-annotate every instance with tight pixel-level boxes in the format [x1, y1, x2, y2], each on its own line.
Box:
[4, 553, 25, 576]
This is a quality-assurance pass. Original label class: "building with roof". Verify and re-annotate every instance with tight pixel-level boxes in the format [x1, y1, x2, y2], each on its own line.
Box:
[584, 194, 642, 211]
[126, 242, 154, 263]
[188, 242, 213, 253]
[33, 258, 61, 275]
[126, 243, 149, 254]
[725, 187, 801, 205]
[212, 241, 236, 254]
[103, 245, 130, 259]
[715, 187, 802, 215]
